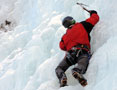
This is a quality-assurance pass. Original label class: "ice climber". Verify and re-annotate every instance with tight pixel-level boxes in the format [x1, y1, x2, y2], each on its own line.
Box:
[55, 10, 99, 87]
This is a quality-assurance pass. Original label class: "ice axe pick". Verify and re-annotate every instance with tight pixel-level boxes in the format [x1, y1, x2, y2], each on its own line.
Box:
[76, 2, 91, 13]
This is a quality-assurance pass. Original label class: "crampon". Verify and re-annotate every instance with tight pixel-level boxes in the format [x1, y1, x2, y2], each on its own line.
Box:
[72, 71, 88, 87]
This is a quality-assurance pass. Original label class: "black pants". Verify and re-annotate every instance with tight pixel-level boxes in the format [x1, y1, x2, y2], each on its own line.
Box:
[55, 49, 90, 81]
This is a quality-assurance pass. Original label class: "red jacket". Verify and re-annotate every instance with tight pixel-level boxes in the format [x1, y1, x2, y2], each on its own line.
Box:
[60, 11, 99, 51]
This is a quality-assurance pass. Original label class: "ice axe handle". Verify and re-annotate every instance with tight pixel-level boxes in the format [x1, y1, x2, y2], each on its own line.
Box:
[76, 3, 91, 13]
[83, 7, 91, 13]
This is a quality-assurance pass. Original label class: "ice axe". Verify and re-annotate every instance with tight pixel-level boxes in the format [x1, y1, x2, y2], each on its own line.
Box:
[76, 2, 91, 13]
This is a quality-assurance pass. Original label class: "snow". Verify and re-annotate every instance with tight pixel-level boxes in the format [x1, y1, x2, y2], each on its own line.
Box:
[0, 0, 117, 90]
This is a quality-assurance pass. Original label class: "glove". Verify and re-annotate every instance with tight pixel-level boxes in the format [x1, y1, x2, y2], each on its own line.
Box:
[61, 38, 64, 42]
[89, 10, 97, 16]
